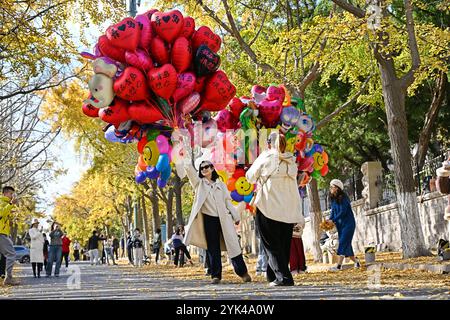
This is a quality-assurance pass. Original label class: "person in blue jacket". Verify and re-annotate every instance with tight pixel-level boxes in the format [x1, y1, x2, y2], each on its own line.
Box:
[327, 179, 361, 271]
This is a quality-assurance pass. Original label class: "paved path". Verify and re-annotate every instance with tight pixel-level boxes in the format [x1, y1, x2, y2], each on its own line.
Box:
[2, 261, 449, 300]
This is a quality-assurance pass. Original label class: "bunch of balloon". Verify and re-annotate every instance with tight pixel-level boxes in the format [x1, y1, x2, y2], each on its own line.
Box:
[226, 167, 256, 206]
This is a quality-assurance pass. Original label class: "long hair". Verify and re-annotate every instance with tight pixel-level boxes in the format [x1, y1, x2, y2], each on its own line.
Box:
[330, 187, 347, 204]
[51, 222, 58, 231]
[198, 161, 219, 181]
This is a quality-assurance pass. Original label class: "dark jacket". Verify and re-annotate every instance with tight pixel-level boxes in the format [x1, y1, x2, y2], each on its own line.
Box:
[88, 235, 106, 250]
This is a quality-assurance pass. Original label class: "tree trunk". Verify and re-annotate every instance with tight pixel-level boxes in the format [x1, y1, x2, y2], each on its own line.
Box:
[166, 187, 174, 240]
[150, 183, 161, 233]
[306, 179, 323, 262]
[379, 60, 430, 258]
[141, 195, 151, 257]
[173, 175, 184, 225]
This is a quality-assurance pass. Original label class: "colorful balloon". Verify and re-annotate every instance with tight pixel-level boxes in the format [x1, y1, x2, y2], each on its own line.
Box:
[172, 72, 196, 102]
[171, 37, 192, 73]
[155, 134, 170, 153]
[150, 37, 170, 65]
[151, 10, 184, 43]
[147, 64, 177, 99]
[113, 67, 149, 101]
[192, 26, 221, 53]
[106, 17, 141, 51]
[194, 45, 220, 77]
[125, 49, 153, 72]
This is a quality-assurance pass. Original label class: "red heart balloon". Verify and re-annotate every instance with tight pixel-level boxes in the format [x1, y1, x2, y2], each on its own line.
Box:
[150, 37, 169, 65]
[228, 97, 246, 118]
[251, 85, 267, 97]
[82, 98, 99, 118]
[194, 76, 206, 92]
[144, 9, 159, 36]
[125, 49, 153, 72]
[179, 92, 201, 114]
[181, 17, 195, 39]
[214, 109, 238, 132]
[113, 67, 149, 101]
[258, 99, 282, 128]
[99, 98, 130, 124]
[173, 72, 196, 102]
[151, 10, 184, 44]
[135, 14, 152, 50]
[203, 71, 236, 109]
[171, 37, 192, 73]
[97, 35, 126, 63]
[128, 101, 164, 124]
[192, 26, 221, 53]
[266, 85, 285, 102]
[147, 64, 177, 99]
[199, 100, 223, 112]
[106, 18, 141, 51]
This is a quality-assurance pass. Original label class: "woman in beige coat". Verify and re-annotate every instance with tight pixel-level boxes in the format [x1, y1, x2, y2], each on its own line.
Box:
[181, 149, 251, 284]
[246, 132, 304, 286]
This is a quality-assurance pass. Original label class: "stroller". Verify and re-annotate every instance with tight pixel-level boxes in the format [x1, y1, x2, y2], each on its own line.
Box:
[142, 254, 151, 265]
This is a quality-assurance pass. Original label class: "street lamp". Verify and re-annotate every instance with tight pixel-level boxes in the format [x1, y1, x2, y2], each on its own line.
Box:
[127, 0, 141, 17]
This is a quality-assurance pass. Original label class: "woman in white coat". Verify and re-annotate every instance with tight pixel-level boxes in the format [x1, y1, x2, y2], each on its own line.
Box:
[181, 150, 251, 284]
[246, 132, 305, 286]
[28, 219, 45, 278]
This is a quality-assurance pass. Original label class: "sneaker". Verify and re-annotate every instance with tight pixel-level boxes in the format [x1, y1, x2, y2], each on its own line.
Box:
[211, 278, 221, 284]
[330, 265, 343, 271]
[354, 259, 361, 268]
[269, 280, 294, 287]
[240, 273, 252, 283]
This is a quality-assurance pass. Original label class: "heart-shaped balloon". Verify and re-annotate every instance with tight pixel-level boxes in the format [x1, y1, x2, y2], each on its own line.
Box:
[172, 72, 196, 102]
[258, 99, 282, 128]
[135, 14, 152, 50]
[178, 92, 201, 114]
[199, 100, 222, 112]
[228, 97, 246, 119]
[106, 17, 141, 51]
[266, 85, 285, 102]
[113, 67, 149, 101]
[150, 36, 170, 65]
[194, 76, 206, 92]
[171, 37, 192, 73]
[147, 64, 177, 99]
[194, 45, 221, 77]
[82, 99, 99, 118]
[214, 109, 238, 132]
[251, 85, 267, 97]
[125, 49, 153, 72]
[97, 35, 126, 63]
[203, 70, 236, 110]
[180, 16, 195, 39]
[99, 98, 130, 124]
[151, 10, 184, 44]
[128, 101, 164, 124]
[192, 26, 221, 53]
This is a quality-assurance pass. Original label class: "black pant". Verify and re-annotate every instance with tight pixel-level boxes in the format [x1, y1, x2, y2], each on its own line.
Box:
[0, 254, 6, 276]
[174, 245, 191, 266]
[61, 252, 69, 268]
[127, 246, 133, 263]
[255, 209, 294, 285]
[31, 262, 43, 277]
[73, 250, 80, 261]
[113, 247, 119, 260]
[203, 214, 248, 280]
[153, 247, 160, 263]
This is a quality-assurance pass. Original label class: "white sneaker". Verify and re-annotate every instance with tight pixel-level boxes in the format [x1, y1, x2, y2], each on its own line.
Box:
[329, 265, 342, 271]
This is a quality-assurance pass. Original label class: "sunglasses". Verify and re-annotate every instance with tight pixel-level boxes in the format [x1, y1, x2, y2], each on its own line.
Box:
[200, 164, 213, 171]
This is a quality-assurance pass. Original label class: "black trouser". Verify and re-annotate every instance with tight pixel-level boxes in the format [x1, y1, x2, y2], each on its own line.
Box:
[73, 250, 80, 261]
[61, 252, 69, 268]
[127, 246, 133, 263]
[174, 245, 191, 266]
[31, 262, 43, 277]
[0, 254, 6, 276]
[255, 209, 294, 285]
[153, 247, 160, 263]
[113, 247, 119, 260]
[203, 214, 248, 280]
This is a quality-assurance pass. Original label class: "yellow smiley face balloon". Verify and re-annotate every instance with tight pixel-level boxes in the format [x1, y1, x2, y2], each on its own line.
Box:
[143, 141, 160, 166]
[313, 152, 328, 171]
[235, 177, 254, 196]
[286, 137, 296, 153]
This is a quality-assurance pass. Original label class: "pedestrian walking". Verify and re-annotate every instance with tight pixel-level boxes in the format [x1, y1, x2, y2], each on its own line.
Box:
[246, 132, 304, 286]
[120, 236, 125, 258]
[46, 222, 64, 277]
[87, 230, 106, 265]
[152, 228, 162, 264]
[290, 223, 307, 274]
[105, 238, 117, 265]
[255, 220, 268, 277]
[0, 186, 18, 285]
[29, 219, 45, 278]
[132, 228, 144, 267]
[327, 179, 361, 271]
[181, 147, 251, 285]
[73, 240, 81, 261]
[112, 236, 120, 260]
[43, 233, 49, 266]
[168, 226, 193, 267]
[61, 233, 71, 268]
[126, 231, 134, 265]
